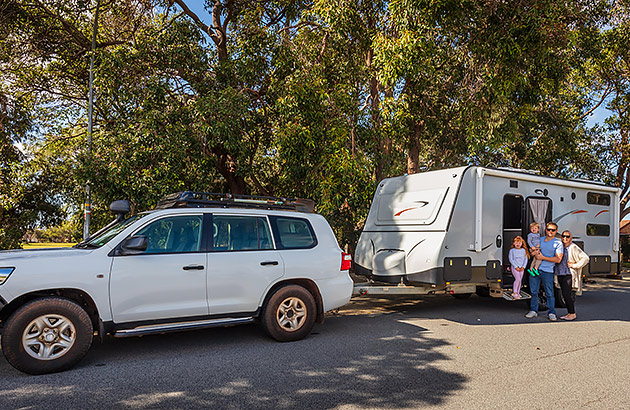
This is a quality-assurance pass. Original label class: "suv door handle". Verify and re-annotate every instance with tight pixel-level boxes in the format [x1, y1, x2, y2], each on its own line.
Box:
[260, 261, 279, 266]
[183, 265, 204, 270]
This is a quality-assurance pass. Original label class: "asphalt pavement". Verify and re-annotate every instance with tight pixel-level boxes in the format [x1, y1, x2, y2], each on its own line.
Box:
[0, 277, 629, 409]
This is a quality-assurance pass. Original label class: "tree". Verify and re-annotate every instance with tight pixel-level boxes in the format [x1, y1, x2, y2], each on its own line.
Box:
[0, 91, 63, 248]
[372, 0, 608, 176]
[589, 1, 630, 220]
[0, 0, 624, 251]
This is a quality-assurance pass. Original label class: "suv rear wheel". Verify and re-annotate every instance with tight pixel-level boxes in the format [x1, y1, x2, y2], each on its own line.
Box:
[262, 285, 316, 342]
[1, 297, 93, 375]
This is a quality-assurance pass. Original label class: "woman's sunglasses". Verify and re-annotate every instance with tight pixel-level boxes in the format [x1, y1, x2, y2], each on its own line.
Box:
[561, 235, 571, 238]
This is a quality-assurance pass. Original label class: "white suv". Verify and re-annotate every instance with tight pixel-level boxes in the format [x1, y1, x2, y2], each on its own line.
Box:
[0, 193, 353, 374]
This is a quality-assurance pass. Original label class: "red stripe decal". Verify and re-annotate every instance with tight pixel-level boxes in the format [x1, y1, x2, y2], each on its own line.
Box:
[395, 207, 416, 216]
[572, 210, 587, 214]
[595, 210, 609, 218]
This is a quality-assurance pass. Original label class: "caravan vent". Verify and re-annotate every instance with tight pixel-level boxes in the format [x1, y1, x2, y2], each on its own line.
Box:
[510, 180, 518, 188]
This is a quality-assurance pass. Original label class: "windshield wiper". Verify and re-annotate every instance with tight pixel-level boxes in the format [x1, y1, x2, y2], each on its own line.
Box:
[74, 242, 99, 249]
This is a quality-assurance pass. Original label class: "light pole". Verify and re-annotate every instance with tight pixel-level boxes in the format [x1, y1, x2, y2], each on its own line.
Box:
[84, 0, 100, 240]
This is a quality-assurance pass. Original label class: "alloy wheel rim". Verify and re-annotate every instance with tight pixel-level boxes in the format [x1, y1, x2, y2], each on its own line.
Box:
[22, 314, 76, 360]
[276, 297, 307, 332]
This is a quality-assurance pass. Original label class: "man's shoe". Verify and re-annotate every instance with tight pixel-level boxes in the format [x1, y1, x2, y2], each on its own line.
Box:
[548, 313, 558, 321]
[525, 311, 538, 318]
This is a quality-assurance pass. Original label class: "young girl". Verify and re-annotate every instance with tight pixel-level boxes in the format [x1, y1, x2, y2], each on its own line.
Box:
[509, 236, 529, 299]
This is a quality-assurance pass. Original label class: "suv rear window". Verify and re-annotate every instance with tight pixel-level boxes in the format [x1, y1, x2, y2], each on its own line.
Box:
[270, 216, 317, 249]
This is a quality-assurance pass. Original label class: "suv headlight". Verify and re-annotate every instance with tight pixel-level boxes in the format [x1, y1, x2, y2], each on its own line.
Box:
[0, 267, 15, 285]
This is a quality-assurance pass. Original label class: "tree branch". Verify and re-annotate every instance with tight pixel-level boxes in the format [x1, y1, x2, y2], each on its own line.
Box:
[32, 0, 91, 49]
[171, 0, 220, 45]
[579, 85, 612, 122]
[278, 21, 320, 33]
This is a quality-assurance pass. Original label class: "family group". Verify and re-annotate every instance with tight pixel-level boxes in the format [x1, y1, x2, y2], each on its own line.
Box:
[508, 221, 590, 321]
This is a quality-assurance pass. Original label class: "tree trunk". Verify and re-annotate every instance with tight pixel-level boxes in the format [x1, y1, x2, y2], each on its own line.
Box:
[407, 122, 423, 175]
[209, 146, 247, 194]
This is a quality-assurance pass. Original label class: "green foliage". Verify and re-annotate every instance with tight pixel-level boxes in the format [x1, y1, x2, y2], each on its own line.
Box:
[0, 88, 64, 249]
[28, 219, 80, 243]
[0, 0, 627, 251]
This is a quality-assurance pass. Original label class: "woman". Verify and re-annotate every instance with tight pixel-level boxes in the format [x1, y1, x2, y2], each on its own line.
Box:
[555, 230, 588, 321]
[566, 233, 590, 297]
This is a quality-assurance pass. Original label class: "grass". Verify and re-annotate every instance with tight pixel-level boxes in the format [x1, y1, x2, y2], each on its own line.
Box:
[22, 242, 76, 249]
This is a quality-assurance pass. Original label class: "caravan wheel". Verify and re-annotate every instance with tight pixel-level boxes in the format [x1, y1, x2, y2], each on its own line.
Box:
[554, 287, 575, 308]
[475, 287, 490, 297]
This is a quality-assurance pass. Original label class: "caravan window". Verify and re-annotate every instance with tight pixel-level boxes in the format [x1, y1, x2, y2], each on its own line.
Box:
[587, 192, 610, 206]
[586, 224, 610, 237]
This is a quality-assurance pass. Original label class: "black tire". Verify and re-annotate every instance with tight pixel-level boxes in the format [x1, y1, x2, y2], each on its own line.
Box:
[526, 297, 549, 311]
[475, 287, 490, 297]
[526, 289, 549, 311]
[538, 291, 549, 312]
[1, 297, 93, 375]
[261, 285, 316, 342]
[555, 287, 576, 308]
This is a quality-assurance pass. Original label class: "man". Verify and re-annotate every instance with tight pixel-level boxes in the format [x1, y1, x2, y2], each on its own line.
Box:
[525, 222, 563, 321]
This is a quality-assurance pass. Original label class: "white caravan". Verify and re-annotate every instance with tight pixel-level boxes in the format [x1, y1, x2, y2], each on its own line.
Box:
[354, 166, 621, 297]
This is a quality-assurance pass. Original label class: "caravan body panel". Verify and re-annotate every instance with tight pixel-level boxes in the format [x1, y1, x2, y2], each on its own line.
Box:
[355, 166, 620, 285]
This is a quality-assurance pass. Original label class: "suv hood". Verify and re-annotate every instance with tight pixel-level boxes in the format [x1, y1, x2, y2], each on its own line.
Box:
[0, 248, 93, 262]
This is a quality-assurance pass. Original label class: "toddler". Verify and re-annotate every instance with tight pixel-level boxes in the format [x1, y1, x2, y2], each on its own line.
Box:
[508, 236, 529, 299]
[527, 222, 542, 276]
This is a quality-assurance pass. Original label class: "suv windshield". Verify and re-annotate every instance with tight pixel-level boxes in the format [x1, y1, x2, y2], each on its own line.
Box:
[76, 214, 147, 248]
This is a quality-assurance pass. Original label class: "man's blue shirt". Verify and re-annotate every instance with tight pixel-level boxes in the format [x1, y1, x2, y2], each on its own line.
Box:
[539, 236, 563, 272]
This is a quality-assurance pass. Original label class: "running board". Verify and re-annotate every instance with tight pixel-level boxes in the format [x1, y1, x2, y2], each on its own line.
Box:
[113, 317, 255, 338]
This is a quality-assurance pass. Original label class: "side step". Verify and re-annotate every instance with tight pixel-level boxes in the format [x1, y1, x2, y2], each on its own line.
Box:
[502, 290, 531, 301]
[113, 317, 255, 338]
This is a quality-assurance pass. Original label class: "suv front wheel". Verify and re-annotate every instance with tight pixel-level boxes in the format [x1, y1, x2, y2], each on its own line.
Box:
[261, 285, 316, 342]
[1, 297, 94, 375]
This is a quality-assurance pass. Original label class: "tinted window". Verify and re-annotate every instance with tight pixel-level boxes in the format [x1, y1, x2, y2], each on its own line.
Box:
[212, 215, 273, 251]
[586, 224, 610, 236]
[135, 215, 202, 253]
[587, 192, 610, 206]
[271, 216, 317, 249]
[84, 214, 147, 248]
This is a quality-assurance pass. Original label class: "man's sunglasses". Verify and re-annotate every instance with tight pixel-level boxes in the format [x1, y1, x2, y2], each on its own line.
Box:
[546, 228, 557, 232]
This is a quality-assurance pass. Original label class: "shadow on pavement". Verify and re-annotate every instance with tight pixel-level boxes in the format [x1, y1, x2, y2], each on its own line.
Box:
[344, 277, 630, 325]
[0, 312, 467, 409]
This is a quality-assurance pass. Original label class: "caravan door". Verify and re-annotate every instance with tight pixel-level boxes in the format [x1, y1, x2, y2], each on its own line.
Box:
[502, 195, 524, 273]
[525, 197, 553, 234]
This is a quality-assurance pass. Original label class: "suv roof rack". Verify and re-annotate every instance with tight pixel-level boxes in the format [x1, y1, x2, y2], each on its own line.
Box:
[155, 192, 316, 213]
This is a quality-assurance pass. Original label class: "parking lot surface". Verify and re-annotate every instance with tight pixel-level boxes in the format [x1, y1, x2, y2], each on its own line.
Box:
[1, 277, 629, 409]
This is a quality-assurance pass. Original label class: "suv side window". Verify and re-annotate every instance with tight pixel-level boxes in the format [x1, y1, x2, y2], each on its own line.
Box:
[135, 215, 202, 253]
[269, 216, 317, 249]
[212, 215, 274, 251]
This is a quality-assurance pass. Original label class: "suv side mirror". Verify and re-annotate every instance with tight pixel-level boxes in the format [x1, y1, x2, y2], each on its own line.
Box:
[120, 235, 148, 255]
[110, 200, 131, 222]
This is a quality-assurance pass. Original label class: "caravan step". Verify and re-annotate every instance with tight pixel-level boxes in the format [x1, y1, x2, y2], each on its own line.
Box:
[502, 290, 531, 301]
